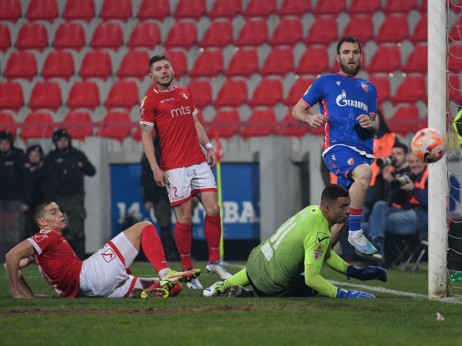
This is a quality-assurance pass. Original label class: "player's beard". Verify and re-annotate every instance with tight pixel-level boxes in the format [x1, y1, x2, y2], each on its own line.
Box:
[339, 59, 361, 76]
[157, 74, 174, 88]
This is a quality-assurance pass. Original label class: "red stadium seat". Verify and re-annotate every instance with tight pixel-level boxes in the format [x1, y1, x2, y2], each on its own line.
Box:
[173, 0, 206, 20]
[248, 78, 283, 108]
[137, 0, 170, 21]
[0, 24, 11, 52]
[164, 49, 188, 78]
[242, 0, 276, 18]
[127, 22, 160, 50]
[164, 21, 197, 49]
[389, 105, 425, 135]
[449, 45, 462, 73]
[215, 79, 248, 108]
[79, 50, 112, 80]
[4, 51, 37, 81]
[96, 111, 133, 142]
[449, 16, 462, 43]
[343, 16, 374, 43]
[241, 109, 276, 140]
[187, 79, 212, 108]
[347, 0, 380, 14]
[278, 111, 309, 138]
[63, 112, 94, 141]
[20, 112, 54, 142]
[402, 44, 427, 73]
[0, 82, 23, 112]
[269, 18, 303, 46]
[278, 0, 310, 16]
[391, 75, 427, 104]
[209, 0, 242, 20]
[0, 0, 21, 22]
[189, 50, 223, 78]
[312, 0, 345, 14]
[235, 19, 268, 47]
[368, 75, 391, 103]
[25, 0, 58, 22]
[410, 15, 427, 43]
[375, 15, 409, 44]
[295, 46, 329, 76]
[117, 50, 150, 80]
[449, 75, 462, 104]
[41, 51, 75, 81]
[199, 20, 233, 48]
[283, 78, 315, 106]
[29, 81, 62, 112]
[304, 16, 338, 45]
[66, 81, 100, 111]
[209, 109, 240, 139]
[381, 0, 417, 13]
[259, 47, 294, 77]
[100, 0, 132, 22]
[449, 0, 462, 12]
[0, 113, 16, 137]
[104, 80, 139, 110]
[366, 45, 401, 74]
[224, 49, 258, 78]
[16, 23, 48, 51]
[53, 23, 85, 51]
[90, 22, 123, 51]
[62, 0, 95, 22]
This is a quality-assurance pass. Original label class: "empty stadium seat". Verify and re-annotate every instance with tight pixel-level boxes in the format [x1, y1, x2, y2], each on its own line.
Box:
[0, 82, 23, 112]
[224, 49, 258, 77]
[278, 111, 309, 138]
[304, 16, 338, 45]
[188, 50, 223, 78]
[0, 0, 21, 22]
[242, 0, 276, 18]
[368, 75, 391, 103]
[63, 0, 95, 22]
[187, 79, 212, 107]
[381, 0, 417, 13]
[347, 0, 380, 14]
[366, 45, 401, 74]
[402, 44, 427, 73]
[137, 0, 170, 21]
[248, 79, 283, 107]
[269, 18, 303, 46]
[0, 24, 11, 52]
[173, 0, 206, 20]
[283, 78, 315, 106]
[53, 23, 86, 51]
[20, 112, 54, 142]
[0, 113, 16, 137]
[66, 81, 100, 111]
[104, 80, 139, 110]
[127, 22, 161, 49]
[214, 79, 248, 108]
[41, 51, 75, 81]
[389, 105, 425, 135]
[312, 0, 345, 14]
[164, 21, 197, 49]
[199, 20, 233, 48]
[209, 0, 242, 19]
[391, 75, 427, 104]
[375, 14, 409, 43]
[260, 47, 294, 76]
[90, 22, 123, 51]
[241, 109, 276, 140]
[79, 50, 112, 80]
[343, 16, 374, 43]
[96, 111, 133, 142]
[29, 81, 62, 112]
[235, 19, 268, 47]
[208, 109, 240, 139]
[164, 49, 187, 78]
[278, 0, 310, 16]
[117, 50, 150, 80]
[63, 112, 94, 141]
[449, 45, 462, 73]
[410, 15, 427, 43]
[16, 23, 48, 51]
[100, 0, 132, 22]
[25, 0, 58, 22]
[4, 51, 37, 81]
[295, 46, 329, 76]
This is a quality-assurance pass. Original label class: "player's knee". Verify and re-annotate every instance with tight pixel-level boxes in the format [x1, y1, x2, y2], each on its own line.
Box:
[205, 204, 220, 217]
[178, 215, 192, 225]
[353, 165, 373, 185]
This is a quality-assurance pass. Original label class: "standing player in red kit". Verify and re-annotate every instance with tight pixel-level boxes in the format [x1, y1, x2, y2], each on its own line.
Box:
[139, 55, 232, 289]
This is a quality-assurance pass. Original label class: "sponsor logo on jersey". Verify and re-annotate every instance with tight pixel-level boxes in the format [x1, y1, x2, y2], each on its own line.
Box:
[160, 97, 175, 104]
[361, 83, 369, 92]
[335, 90, 369, 112]
[336, 81, 341, 86]
[102, 247, 116, 263]
[347, 157, 354, 165]
[170, 106, 192, 118]
[316, 232, 329, 246]
[331, 154, 336, 161]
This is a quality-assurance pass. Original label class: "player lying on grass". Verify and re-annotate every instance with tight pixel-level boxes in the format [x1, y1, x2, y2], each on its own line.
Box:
[203, 184, 387, 298]
[5, 201, 200, 299]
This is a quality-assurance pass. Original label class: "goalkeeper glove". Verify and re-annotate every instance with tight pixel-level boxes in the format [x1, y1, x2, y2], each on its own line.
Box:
[336, 288, 375, 299]
[346, 265, 387, 282]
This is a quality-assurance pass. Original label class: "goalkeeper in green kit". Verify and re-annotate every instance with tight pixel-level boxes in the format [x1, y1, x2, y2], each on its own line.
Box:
[202, 184, 387, 298]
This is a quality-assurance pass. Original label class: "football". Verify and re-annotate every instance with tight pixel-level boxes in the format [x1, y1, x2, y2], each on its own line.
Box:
[411, 128, 446, 163]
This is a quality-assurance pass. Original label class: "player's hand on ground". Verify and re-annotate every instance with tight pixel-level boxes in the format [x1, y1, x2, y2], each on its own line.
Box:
[346, 265, 388, 282]
[207, 149, 217, 169]
[153, 169, 169, 187]
[306, 113, 328, 128]
[356, 114, 375, 129]
[336, 288, 376, 298]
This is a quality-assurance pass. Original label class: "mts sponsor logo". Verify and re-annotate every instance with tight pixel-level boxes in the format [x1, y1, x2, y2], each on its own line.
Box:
[170, 106, 192, 118]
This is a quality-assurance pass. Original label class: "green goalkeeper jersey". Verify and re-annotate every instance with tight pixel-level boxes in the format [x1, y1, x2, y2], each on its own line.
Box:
[246, 205, 349, 297]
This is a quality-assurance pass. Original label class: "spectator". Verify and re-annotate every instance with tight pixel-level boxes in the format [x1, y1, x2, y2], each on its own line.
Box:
[44, 128, 96, 259]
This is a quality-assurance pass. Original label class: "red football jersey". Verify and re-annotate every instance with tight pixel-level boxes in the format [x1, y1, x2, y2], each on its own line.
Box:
[28, 230, 83, 298]
[139, 85, 206, 170]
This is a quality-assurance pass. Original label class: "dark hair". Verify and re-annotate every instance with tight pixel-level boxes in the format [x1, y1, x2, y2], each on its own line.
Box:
[337, 36, 362, 55]
[393, 142, 409, 154]
[321, 184, 349, 206]
[0, 130, 14, 145]
[33, 200, 54, 227]
[53, 128, 71, 143]
[149, 55, 170, 72]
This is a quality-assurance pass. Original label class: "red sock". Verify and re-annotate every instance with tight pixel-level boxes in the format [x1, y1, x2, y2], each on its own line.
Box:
[141, 224, 169, 272]
[350, 207, 363, 216]
[174, 221, 193, 270]
[204, 215, 221, 263]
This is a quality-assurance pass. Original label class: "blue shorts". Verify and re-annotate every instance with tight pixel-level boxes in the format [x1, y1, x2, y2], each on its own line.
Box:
[323, 146, 374, 189]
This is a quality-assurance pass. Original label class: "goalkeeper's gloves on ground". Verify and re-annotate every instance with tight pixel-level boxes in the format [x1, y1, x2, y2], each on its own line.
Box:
[336, 288, 376, 298]
[346, 265, 387, 282]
